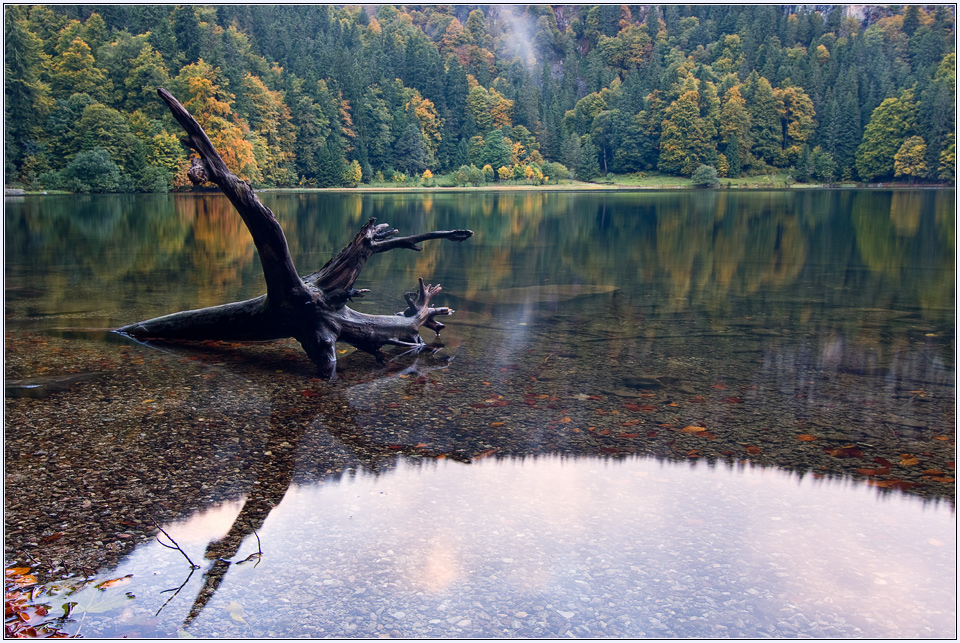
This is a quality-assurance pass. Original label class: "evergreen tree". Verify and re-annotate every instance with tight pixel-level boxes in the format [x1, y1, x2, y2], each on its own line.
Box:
[742, 72, 781, 168]
[4, 7, 51, 177]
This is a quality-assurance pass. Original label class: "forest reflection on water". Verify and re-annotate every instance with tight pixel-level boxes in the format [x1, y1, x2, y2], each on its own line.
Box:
[3, 189, 956, 638]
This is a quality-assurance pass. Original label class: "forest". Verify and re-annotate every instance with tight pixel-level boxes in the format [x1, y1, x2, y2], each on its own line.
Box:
[3, 4, 956, 192]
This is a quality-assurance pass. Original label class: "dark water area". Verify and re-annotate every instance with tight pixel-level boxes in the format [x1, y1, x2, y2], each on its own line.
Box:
[4, 190, 956, 638]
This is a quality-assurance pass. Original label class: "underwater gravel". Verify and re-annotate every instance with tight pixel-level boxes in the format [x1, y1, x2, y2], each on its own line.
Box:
[3, 309, 956, 637]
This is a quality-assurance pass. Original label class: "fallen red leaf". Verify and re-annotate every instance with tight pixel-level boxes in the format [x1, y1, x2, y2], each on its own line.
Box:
[826, 446, 863, 458]
[874, 457, 895, 467]
[711, 383, 727, 390]
[745, 445, 762, 455]
[797, 434, 817, 441]
[868, 479, 916, 491]
[622, 403, 642, 412]
[619, 433, 640, 439]
[646, 431, 658, 438]
[857, 467, 891, 476]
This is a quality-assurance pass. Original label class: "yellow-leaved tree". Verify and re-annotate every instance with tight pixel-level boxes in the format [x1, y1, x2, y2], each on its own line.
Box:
[174, 59, 259, 184]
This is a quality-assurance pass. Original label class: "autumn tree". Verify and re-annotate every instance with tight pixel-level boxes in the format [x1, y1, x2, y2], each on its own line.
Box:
[174, 59, 259, 183]
[856, 89, 918, 181]
[48, 36, 111, 102]
[894, 136, 927, 181]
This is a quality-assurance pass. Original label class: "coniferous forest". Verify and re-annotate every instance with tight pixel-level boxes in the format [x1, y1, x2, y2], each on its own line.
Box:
[4, 4, 956, 192]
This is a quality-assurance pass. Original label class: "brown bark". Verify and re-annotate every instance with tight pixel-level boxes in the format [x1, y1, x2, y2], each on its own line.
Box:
[116, 89, 472, 378]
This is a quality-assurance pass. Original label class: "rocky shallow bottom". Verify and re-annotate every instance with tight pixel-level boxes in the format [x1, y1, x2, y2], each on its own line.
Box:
[4, 314, 956, 638]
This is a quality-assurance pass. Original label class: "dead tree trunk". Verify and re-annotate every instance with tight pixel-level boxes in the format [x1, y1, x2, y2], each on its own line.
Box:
[116, 89, 472, 378]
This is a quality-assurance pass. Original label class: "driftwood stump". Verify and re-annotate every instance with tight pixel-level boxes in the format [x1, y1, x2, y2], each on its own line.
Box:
[116, 88, 472, 377]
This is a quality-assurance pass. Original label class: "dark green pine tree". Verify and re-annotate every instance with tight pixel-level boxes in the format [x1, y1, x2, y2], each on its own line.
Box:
[315, 142, 346, 187]
[4, 7, 49, 177]
[724, 134, 743, 178]
[918, 55, 956, 179]
[833, 69, 862, 180]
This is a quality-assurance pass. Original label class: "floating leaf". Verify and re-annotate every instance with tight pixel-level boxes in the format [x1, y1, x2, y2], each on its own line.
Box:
[681, 426, 706, 433]
[559, 417, 571, 424]
[96, 575, 132, 590]
[73, 590, 134, 614]
[797, 434, 817, 441]
[225, 601, 247, 624]
[899, 456, 920, 467]
[5, 568, 31, 577]
[490, 422, 504, 427]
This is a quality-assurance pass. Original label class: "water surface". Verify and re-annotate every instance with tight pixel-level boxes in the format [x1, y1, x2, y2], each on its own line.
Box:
[4, 189, 955, 638]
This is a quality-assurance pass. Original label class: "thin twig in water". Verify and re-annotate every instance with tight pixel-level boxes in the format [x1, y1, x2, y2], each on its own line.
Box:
[155, 567, 196, 617]
[236, 531, 264, 567]
[150, 516, 200, 569]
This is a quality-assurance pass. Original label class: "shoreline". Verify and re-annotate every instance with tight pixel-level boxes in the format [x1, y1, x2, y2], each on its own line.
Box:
[5, 182, 954, 197]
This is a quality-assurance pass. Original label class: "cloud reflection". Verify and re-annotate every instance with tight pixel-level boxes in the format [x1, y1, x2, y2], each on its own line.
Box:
[93, 455, 956, 638]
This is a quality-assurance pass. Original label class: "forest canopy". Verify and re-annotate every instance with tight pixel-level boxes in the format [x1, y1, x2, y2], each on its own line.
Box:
[4, 4, 956, 191]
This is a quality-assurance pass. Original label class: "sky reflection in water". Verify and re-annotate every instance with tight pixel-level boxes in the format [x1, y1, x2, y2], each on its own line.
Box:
[62, 455, 955, 639]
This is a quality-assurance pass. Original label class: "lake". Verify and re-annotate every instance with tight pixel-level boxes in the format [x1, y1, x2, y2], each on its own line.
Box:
[4, 189, 956, 638]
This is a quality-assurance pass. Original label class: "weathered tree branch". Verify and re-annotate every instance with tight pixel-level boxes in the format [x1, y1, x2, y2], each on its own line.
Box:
[115, 88, 472, 378]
